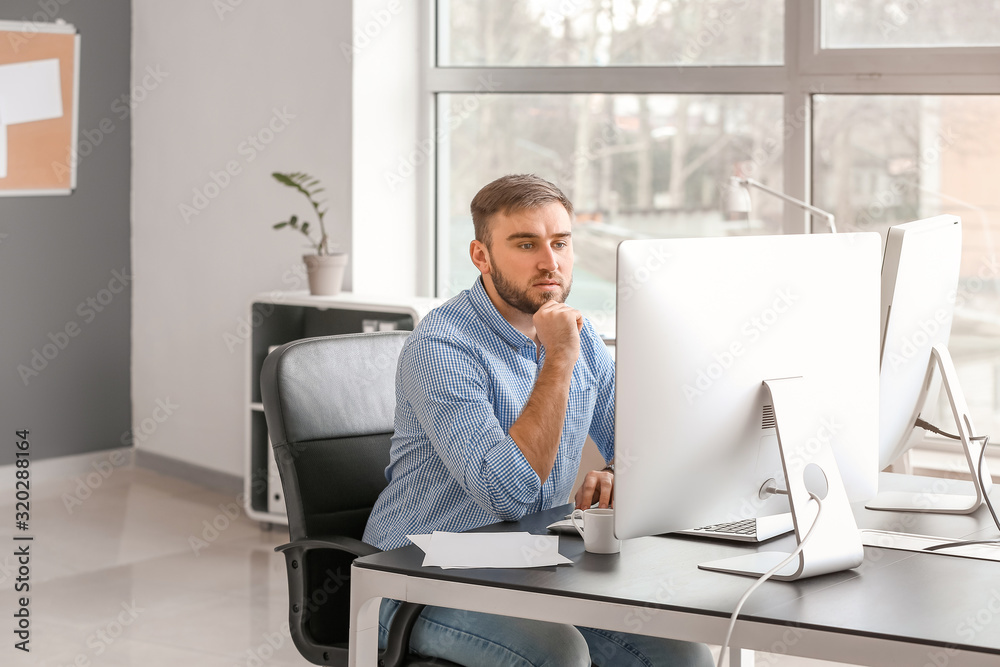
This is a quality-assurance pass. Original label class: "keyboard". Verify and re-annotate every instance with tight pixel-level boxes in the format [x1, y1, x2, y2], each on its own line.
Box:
[547, 512, 795, 544]
[690, 519, 757, 536]
[675, 512, 795, 543]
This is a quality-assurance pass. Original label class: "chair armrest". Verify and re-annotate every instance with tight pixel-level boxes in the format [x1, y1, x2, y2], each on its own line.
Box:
[273, 536, 379, 665]
[274, 535, 379, 558]
[275, 536, 461, 667]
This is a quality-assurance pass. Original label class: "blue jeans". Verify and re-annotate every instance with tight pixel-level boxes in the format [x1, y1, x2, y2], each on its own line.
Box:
[377, 598, 713, 667]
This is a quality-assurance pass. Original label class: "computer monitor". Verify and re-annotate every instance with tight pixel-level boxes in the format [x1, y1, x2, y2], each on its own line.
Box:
[866, 215, 991, 513]
[614, 233, 881, 579]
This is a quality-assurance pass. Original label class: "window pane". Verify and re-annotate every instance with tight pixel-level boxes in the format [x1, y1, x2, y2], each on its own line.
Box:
[822, 0, 1000, 49]
[439, 0, 783, 67]
[438, 93, 783, 334]
[813, 95, 1000, 437]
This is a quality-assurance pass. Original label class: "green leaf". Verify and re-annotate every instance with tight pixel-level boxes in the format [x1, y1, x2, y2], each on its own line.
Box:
[271, 172, 329, 243]
[273, 222, 288, 229]
[272, 172, 314, 198]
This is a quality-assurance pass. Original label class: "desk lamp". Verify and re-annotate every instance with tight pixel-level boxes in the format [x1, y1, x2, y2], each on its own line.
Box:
[723, 177, 837, 234]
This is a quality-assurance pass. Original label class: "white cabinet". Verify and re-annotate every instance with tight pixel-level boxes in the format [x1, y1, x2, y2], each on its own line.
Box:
[244, 291, 441, 526]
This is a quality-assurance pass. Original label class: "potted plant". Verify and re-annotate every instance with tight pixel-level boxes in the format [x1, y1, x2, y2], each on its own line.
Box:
[272, 171, 348, 296]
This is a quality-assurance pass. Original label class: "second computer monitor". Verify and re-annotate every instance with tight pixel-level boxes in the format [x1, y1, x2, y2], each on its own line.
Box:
[878, 215, 962, 469]
[614, 233, 881, 541]
[865, 215, 990, 514]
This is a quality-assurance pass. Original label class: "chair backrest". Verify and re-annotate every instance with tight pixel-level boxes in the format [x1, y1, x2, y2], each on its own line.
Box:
[260, 331, 408, 543]
[261, 331, 462, 667]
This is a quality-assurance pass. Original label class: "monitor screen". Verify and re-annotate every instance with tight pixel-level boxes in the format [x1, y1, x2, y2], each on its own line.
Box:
[614, 233, 881, 541]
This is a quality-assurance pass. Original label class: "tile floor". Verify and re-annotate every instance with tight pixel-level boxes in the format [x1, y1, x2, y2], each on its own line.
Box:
[3, 467, 853, 666]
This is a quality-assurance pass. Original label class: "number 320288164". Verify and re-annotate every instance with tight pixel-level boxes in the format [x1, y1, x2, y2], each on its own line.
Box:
[15, 430, 30, 522]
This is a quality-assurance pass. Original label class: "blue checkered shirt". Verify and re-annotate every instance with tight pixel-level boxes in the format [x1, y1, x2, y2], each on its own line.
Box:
[363, 278, 616, 550]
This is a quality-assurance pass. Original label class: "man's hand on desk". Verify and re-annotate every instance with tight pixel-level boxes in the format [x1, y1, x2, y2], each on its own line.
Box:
[575, 468, 613, 510]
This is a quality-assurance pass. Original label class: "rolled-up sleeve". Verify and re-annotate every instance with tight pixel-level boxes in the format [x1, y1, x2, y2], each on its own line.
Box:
[399, 335, 541, 520]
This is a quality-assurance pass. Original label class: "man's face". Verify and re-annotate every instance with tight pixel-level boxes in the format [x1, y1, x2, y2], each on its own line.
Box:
[477, 202, 574, 315]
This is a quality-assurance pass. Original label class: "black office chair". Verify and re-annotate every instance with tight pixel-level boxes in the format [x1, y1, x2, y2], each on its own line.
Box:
[260, 331, 462, 667]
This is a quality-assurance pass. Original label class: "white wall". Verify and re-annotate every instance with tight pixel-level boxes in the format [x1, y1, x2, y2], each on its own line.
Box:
[132, 0, 354, 476]
[352, 0, 424, 296]
[132, 0, 425, 477]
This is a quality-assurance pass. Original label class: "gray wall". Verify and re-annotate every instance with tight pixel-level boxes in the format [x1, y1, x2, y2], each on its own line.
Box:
[0, 2, 131, 463]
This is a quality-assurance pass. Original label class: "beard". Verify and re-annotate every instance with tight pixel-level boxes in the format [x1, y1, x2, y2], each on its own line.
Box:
[489, 259, 573, 315]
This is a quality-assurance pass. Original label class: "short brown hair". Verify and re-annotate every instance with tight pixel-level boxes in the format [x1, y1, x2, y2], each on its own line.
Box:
[470, 174, 573, 247]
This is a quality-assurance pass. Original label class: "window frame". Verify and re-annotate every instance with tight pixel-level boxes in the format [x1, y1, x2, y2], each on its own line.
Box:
[419, 0, 1000, 465]
[421, 0, 1000, 296]
[801, 0, 1000, 75]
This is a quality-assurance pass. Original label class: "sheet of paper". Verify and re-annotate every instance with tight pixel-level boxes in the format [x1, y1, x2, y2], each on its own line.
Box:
[407, 533, 433, 552]
[861, 529, 1000, 562]
[0, 58, 64, 124]
[0, 59, 64, 180]
[420, 531, 572, 569]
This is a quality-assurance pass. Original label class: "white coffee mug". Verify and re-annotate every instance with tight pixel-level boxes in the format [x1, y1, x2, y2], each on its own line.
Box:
[570, 508, 621, 554]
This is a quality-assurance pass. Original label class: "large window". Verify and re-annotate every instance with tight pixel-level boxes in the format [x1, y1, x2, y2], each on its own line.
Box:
[425, 0, 1000, 446]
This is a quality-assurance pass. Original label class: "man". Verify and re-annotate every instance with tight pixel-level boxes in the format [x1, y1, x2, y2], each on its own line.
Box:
[363, 174, 712, 666]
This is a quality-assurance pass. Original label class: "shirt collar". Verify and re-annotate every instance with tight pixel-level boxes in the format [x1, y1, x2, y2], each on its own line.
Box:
[469, 277, 535, 350]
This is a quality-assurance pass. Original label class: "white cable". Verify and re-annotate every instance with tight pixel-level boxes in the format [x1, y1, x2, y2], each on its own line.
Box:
[716, 493, 824, 667]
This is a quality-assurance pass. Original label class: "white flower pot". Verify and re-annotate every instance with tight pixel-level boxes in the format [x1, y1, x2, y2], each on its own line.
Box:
[303, 253, 348, 296]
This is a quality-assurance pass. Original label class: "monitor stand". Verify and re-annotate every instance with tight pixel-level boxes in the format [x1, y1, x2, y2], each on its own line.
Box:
[699, 377, 865, 581]
[866, 344, 990, 514]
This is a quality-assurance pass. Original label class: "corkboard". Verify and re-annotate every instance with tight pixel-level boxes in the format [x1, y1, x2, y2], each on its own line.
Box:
[0, 21, 79, 195]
